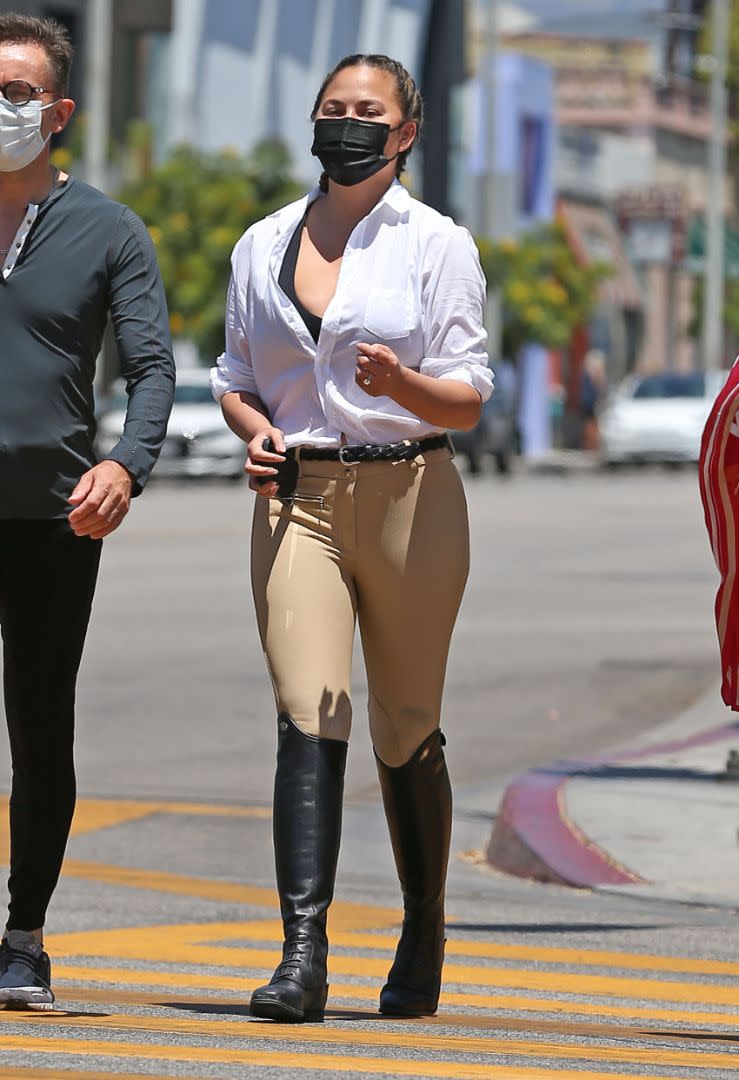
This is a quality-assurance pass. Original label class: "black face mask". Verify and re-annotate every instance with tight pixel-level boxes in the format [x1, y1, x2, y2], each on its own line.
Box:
[311, 117, 402, 187]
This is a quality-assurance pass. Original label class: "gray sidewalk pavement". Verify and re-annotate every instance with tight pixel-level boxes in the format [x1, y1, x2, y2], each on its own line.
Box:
[521, 449, 601, 475]
[487, 683, 739, 910]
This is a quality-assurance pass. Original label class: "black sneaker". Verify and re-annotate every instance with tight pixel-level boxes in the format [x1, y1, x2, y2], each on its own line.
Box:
[0, 930, 55, 1010]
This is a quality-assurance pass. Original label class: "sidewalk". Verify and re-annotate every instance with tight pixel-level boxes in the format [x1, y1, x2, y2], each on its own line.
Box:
[486, 683, 739, 909]
[522, 449, 601, 475]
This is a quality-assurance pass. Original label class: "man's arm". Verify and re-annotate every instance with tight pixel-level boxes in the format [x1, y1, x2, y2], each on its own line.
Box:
[69, 207, 175, 539]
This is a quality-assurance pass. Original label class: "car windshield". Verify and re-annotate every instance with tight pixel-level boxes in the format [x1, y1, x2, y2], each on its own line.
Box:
[107, 383, 215, 411]
[632, 373, 706, 400]
[173, 385, 217, 406]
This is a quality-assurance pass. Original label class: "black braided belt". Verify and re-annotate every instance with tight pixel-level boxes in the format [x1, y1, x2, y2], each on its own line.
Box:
[295, 433, 450, 465]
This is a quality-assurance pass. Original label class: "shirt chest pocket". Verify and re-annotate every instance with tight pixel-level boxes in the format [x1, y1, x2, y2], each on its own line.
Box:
[362, 287, 416, 341]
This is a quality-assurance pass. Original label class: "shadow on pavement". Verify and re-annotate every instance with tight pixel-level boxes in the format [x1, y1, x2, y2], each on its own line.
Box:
[568, 764, 721, 782]
[165, 1001, 413, 1024]
[166, 1001, 251, 1017]
[448, 922, 673, 933]
[648, 1031, 739, 1044]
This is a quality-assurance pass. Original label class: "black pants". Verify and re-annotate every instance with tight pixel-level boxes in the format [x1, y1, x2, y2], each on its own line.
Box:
[0, 520, 102, 931]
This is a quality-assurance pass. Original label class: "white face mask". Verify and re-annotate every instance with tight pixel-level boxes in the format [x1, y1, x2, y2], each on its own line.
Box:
[0, 97, 58, 173]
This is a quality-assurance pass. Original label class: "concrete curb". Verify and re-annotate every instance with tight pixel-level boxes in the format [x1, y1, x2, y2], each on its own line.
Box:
[523, 451, 601, 476]
[485, 721, 739, 889]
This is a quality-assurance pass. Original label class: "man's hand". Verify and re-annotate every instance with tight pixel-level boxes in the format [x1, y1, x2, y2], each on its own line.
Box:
[68, 460, 133, 539]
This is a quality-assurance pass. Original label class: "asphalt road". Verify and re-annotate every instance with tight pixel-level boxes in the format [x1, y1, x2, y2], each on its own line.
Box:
[68, 463, 720, 802]
[1, 465, 738, 1079]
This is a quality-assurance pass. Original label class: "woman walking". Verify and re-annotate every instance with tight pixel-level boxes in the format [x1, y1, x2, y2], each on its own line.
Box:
[211, 53, 492, 1023]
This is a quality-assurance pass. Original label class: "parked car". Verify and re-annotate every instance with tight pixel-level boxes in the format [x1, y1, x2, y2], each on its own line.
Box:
[599, 370, 729, 466]
[451, 377, 517, 475]
[97, 368, 246, 480]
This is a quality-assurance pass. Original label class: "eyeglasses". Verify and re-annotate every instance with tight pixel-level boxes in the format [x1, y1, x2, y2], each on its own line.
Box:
[0, 80, 58, 106]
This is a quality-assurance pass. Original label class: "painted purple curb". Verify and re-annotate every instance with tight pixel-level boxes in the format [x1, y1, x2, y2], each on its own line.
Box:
[486, 720, 739, 888]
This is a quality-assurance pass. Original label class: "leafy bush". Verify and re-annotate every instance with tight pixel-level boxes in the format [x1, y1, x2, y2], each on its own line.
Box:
[478, 222, 610, 360]
[689, 276, 739, 343]
[116, 139, 303, 361]
[114, 131, 603, 367]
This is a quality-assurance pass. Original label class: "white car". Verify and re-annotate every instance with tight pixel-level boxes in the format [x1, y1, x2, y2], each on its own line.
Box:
[97, 369, 246, 480]
[600, 370, 729, 466]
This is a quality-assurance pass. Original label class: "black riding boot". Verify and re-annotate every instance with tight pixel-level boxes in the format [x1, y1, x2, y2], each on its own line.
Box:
[249, 714, 347, 1022]
[375, 729, 452, 1016]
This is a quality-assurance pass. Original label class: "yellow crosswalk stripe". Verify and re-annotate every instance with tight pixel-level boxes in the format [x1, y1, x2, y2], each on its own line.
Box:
[9, 919, 738, 1077]
[0, 1033, 722, 1080]
[1, 1071, 195, 1080]
[3, 1008, 738, 1070]
[51, 961, 739, 1025]
[46, 920, 739, 1002]
[56, 916, 739, 978]
[3, 801, 734, 1078]
[47, 940, 739, 1008]
[46, 863, 400, 929]
[217, 921, 739, 977]
[0, 795, 271, 835]
[40, 983, 739, 1034]
[0, 801, 271, 864]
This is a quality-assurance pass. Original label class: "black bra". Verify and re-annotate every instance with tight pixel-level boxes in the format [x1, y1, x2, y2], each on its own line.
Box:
[278, 210, 323, 344]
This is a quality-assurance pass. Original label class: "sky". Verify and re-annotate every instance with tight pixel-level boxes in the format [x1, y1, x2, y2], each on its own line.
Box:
[513, 0, 659, 14]
[500, 0, 665, 42]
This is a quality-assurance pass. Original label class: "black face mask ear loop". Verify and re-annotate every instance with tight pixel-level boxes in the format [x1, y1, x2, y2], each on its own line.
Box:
[382, 121, 410, 168]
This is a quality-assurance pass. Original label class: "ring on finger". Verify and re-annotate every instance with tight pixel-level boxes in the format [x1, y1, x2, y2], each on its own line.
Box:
[362, 374, 373, 386]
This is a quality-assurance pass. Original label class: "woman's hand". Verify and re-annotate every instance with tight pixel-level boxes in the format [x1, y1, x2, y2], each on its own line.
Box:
[246, 426, 286, 498]
[355, 343, 406, 400]
[355, 345, 482, 430]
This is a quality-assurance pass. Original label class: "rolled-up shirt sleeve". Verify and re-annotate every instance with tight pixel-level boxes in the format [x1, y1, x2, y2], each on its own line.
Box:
[104, 207, 176, 494]
[420, 226, 493, 402]
[210, 240, 258, 401]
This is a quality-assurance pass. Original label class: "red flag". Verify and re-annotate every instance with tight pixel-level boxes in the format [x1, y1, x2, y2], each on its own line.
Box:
[699, 359, 739, 708]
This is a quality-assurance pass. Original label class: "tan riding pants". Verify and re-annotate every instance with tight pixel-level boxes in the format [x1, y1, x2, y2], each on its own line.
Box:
[251, 445, 470, 767]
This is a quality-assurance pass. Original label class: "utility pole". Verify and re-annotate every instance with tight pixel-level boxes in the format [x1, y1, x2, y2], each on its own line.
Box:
[85, 0, 115, 391]
[84, 0, 113, 193]
[482, 0, 498, 238]
[702, 0, 730, 370]
[481, 0, 502, 363]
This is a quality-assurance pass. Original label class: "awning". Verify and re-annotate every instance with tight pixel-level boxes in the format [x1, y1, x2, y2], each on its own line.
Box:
[684, 217, 739, 280]
[558, 200, 643, 309]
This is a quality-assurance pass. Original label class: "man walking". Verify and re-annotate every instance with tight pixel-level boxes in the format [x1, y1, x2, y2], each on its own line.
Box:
[0, 13, 175, 1008]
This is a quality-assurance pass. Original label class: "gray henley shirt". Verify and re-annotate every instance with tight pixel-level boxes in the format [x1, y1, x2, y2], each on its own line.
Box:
[0, 176, 175, 519]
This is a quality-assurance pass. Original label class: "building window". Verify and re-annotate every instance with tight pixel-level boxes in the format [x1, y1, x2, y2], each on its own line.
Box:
[520, 114, 546, 216]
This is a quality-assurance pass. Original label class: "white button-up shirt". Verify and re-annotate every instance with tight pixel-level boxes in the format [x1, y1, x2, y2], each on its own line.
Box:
[210, 180, 492, 447]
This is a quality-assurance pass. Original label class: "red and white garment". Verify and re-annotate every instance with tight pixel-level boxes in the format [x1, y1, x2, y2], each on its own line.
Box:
[699, 357, 739, 708]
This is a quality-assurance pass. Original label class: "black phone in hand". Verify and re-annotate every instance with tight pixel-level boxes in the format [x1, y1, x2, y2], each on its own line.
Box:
[256, 437, 298, 500]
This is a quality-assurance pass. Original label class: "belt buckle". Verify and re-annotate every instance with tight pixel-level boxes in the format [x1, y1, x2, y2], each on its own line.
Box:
[338, 445, 356, 465]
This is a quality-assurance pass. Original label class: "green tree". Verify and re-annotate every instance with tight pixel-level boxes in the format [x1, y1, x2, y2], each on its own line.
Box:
[699, 1, 739, 96]
[699, 1, 739, 203]
[477, 221, 609, 360]
[117, 139, 303, 361]
[116, 128, 603, 366]
[691, 4, 739, 349]
[689, 276, 739, 343]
